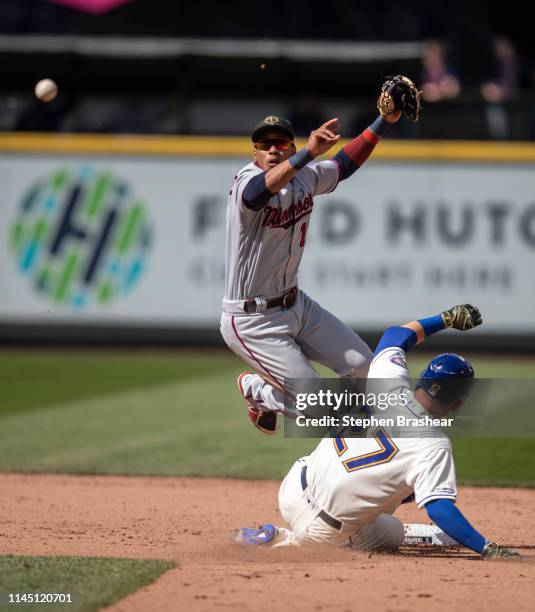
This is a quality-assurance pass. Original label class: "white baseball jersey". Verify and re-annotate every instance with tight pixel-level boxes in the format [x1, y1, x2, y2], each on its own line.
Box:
[305, 346, 457, 527]
[223, 160, 339, 301]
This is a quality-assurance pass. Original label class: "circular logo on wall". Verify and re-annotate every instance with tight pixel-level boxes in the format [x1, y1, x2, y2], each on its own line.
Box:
[9, 166, 152, 309]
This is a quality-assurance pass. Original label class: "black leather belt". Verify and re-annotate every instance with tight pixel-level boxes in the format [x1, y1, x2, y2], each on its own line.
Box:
[243, 287, 297, 314]
[301, 466, 342, 531]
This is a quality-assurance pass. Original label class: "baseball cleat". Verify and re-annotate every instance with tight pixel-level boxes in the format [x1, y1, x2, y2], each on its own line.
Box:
[235, 523, 278, 545]
[237, 371, 278, 435]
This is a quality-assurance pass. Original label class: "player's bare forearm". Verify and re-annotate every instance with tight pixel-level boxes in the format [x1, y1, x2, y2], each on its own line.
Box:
[243, 162, 302, 210]
[264, 159, 299, 193]
[264, 119, 340, 193]
[401, 320, 426, 344]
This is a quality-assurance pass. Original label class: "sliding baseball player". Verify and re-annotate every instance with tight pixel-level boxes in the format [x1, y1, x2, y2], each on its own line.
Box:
[236, 304, 519, 559]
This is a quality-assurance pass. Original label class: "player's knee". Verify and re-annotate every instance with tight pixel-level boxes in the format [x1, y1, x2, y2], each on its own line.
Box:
[337, 350, 372, 379]
[350, 514, 404, 552]
[375, 514, 405, 550]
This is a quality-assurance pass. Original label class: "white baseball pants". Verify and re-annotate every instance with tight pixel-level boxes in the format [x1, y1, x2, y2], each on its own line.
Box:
[274, 457, 405, 551]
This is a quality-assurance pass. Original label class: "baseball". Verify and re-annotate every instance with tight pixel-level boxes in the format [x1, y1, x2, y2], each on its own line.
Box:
[34, 79, 58, 103]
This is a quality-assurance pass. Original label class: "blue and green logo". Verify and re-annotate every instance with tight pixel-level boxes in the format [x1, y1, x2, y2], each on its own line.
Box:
[10, 166, 152, 308]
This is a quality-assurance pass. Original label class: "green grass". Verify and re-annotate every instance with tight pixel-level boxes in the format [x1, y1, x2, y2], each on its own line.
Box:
[0, 555, 174, 612]
[452, 438, 535, 487]
[0, 351, 314, 477]
[0, 349, 533, 485]
[0, 351, 238, 416]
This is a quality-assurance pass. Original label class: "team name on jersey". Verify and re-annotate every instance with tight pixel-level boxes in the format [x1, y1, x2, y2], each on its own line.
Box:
[262, 193, 314, 229]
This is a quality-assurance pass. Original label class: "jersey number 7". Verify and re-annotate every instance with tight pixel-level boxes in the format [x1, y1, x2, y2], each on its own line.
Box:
[334, 428, 399, 473]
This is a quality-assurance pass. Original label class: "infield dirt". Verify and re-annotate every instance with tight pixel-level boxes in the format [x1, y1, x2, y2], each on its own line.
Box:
[0, 474, 533, 611]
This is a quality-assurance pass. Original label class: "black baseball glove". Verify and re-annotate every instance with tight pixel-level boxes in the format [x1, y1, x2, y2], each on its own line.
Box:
[441, 304, 482, 331]
[377, 75, 423, 122]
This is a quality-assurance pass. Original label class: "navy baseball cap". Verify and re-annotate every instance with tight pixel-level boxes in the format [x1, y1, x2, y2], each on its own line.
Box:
[251, 115, 294, 142]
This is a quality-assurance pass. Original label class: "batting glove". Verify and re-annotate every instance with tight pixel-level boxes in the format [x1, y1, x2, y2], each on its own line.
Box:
[441, 304, 482, 331]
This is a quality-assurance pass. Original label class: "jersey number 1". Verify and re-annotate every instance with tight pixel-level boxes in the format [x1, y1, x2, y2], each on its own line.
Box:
[334, 428, 399, 472]
[299, 222, 308, 248]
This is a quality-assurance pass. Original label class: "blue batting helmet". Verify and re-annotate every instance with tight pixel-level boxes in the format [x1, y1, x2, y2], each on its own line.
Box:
[416, 353, 475, 405]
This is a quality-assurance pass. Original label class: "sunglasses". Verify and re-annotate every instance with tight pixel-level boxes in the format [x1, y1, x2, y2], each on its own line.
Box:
[254, 139, 294, 151]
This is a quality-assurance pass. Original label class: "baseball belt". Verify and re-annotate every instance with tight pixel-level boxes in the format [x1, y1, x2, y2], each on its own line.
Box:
[243, 286, 297, 313]
[301, 465, 343, 531]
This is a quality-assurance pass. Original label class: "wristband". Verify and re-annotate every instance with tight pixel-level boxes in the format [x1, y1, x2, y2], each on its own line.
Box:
[289, 148, 314, 170]
[369, 115, 391, 137]
[418, 314, 445, 336]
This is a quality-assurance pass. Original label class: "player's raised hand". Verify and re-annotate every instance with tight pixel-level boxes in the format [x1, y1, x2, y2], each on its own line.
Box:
[441, 304, 482, 331]
[306, 119, 341, 157]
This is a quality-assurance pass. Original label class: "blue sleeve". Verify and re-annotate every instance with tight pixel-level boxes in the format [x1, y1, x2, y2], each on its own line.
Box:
[331, 149, 358, 181]
[419, 314, 444, 335]
[426, 499, 486, 554]
[242, 173, 273, 210]
[374, 315, 445, 356]
[373, 326, 417, 357]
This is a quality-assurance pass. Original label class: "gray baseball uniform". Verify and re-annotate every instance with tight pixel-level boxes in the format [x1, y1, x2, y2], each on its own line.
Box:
[220, 158, 372, 415]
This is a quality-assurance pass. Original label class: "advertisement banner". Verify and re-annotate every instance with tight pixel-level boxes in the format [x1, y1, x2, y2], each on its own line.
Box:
[1, 152, 534, 333]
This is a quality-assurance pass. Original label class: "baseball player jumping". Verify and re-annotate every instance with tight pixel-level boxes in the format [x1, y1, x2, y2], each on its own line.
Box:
[235, 304, 519, 559]
[221, 77, 422, 434]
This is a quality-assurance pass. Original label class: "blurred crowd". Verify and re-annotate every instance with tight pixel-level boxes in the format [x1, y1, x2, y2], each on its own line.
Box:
[419, 37, 522, 140]
[311, 36, 533, 141]
[2, 34, 534, 140]
[0, 0, 534, 139]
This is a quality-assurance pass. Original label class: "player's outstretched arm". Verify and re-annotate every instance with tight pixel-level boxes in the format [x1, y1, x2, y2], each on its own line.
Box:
[425, 498, 519, 558]
[402, 304, 482, 344]
[328, 77, 409, 184]
[330, 114, 396, 182]
[373, 304, 482, 356]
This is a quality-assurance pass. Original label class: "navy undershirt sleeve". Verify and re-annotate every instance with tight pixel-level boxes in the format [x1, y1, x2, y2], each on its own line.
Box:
[332, 149, 358, 181]
[373, 326, 417, 356]
[242, 173, 273, 210]
[426, 499, 486, 554]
